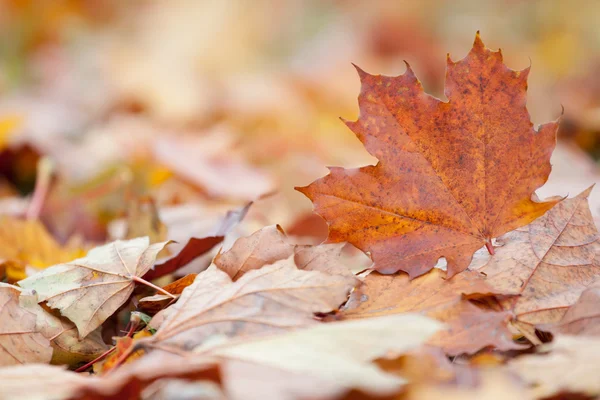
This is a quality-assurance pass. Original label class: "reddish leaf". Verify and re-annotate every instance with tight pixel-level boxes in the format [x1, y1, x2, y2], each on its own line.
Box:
[297, 33, 559, 278]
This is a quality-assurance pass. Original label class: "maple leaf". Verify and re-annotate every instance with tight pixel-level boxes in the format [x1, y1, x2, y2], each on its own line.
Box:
[539, 283, 600, 336]
[0, 283, 52, 366]
[0, 216, 85, 282]
[479, 187, 600, 325]
[105, 314, 441, 400]
[297, 33, 559, 278]
[338, 269, 521, 355]
[18, 237, 171, 338]
[510, 335, 600, 398]
[17, 287, 108, 366]
[214, 224, 361, 282]
[0, 364, 91, 400]
[147, 257, 358, 351]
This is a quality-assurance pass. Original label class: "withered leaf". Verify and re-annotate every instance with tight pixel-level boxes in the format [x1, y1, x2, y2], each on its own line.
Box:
[0, 283, 51, 366]
[214, 224, 360, 282]
[540, 283, 600, 336]
[339, 269, 520, 355]
[19, 237, 170, 338]
[297, 33, 559, 278]
[480, 187, 600, 325]
[209, 314, 442, 400]
[148, 257, 358, 351]
[510, 335, 600, 398]
[0, 364, 91, 400]
[17, 287, 108, 366]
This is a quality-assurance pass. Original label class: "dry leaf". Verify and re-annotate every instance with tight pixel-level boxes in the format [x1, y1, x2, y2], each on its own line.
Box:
[214, 224, 360, 282]
[297, 33, 559, 278]
[19, 237, 170, 338]
[148, 257, 358, 351]
[17, 287, 108, 366]
[0, 283, 51, 366]
[208, 314, 442, 400]
[510, 335, 600, 398]
[0, 364, 91, 400]
[214, 225, 294, 280]
[480, 187, 600, 325]
[0, 216, 85, 282]
[339, 269, 520, 355]
[540, 283, 600, 336]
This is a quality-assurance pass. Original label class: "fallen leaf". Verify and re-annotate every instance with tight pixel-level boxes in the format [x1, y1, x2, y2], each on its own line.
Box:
[214, 225, 294, 280]
[17, 287, 108, 366]
[297, 33, 559, 278]
[0, 364, 91, 400]
[148, 257, 358, 351]
[214, 224, 361, 282]
[142, 202, 250, 281]
[0, 216, 85, 282]
[540, 284, 600, 336]
[0, 283, 52, 366]
[98, 330, 152, 374]
[339, 269, 520, 355]
[479, 187, 600, 325]
[18, 237, 170, 338]
[141, 379, 226, 400]
[208, 314, 442, 400]
[510, 335, 600, 398]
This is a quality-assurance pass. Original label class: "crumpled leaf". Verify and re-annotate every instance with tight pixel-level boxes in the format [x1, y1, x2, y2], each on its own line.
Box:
[480, 187, 600, 325]
[214, 224, 361, 282]
[148, 257, 358, 351]
[0, 283, 51, 366]
[510, 335, 600, 398]
[338, 269, 521, 355]
[297, 33, 559, 278]
[0, 216, 85, 282]
[18, 237, 170, 338]
[540, 283, 600, 336]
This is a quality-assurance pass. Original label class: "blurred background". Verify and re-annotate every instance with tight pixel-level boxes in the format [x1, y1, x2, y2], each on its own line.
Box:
[0, 0, 598, 249]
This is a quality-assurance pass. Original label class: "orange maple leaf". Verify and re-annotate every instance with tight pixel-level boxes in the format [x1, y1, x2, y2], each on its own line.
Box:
[297, 33, 560, 278]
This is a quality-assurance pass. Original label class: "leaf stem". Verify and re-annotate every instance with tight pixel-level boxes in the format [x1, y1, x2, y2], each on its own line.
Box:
[485, 240, 495, 255]
[132, 275, 176, 299]
[75, 346, 116, 373]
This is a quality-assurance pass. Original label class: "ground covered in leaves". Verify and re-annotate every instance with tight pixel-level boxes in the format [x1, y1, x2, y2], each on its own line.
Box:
[1, 3, 600, 400]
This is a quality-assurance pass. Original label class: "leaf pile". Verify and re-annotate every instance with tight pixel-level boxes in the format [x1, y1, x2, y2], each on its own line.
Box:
[0, 34, 599, 400]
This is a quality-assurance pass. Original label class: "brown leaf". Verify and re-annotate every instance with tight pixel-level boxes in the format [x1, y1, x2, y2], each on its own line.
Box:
[17, 288, 108, 366]
[297, 33, 559, 278]
[509, 335, 600, 398]
[142, 202, 250, 281]
[148, 257, 358, 351]
[339, 269, 520, 355]
[540, 284, 600, 336]
[480, 187, 600, 325]
[18, 237, 170, 338]
[0, 283, 51, 366]
[214, 224, 361, 282]
[214, 225, 294, 280]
